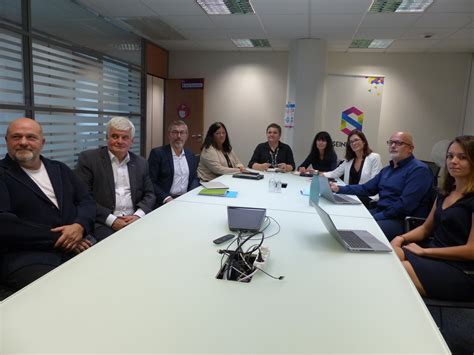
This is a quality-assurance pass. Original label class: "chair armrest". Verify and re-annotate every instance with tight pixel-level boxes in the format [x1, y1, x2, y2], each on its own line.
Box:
[404, 216, 426, 232]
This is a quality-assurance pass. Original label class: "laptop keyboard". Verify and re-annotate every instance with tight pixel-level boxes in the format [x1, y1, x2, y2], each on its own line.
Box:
[339, 231, 371, 249]
[334, 194, 353, 203]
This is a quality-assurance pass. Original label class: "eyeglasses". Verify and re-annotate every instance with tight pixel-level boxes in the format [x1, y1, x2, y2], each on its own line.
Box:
[349, 138, 362, 145]
[170, 130, 187, 136]
[387, 140, 411, 147]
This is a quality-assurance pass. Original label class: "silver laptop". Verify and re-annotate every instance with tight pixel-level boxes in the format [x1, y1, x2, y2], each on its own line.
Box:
[314, 204, 392, 252]
[319, 175, 361, 205]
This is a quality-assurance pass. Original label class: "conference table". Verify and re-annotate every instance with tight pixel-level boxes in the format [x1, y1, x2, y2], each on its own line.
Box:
[0, 172, 449, 353]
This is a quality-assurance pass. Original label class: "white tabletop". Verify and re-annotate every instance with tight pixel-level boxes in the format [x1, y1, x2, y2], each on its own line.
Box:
[179, 172, 374, 218]
[0, 202, 448, 354]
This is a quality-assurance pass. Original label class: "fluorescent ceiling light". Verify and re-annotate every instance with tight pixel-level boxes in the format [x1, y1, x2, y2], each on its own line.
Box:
[196, 0, 254, 15]
[369, 0, 433, 13]
[350, 39, 394, 49]
[368, 39, 394, 48]
[111, 43, 141, 51]
[232, 39, 270, 48]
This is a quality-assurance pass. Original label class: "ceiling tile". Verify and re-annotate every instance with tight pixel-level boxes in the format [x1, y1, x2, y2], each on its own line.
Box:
[387, 39, 437, 49]
[310, 14, 364, 30]
[427, 0, 474, 13]
[76, 0, 157, 17]
[310, 0, 372, 14]
[400, 27, 458, 40]
[260, 14, 309, 38]
[210, 14, 262, 29]
[414, 13, 472, 28]
[448, 28, 474, 39]
[361, 13, 422, 28]
[160, 15, 215, 29]
[140, 0, 204, 15]
[355, 28, 406, 39]
[222, 28, 267, 39]
[311, 30, 357, 40]
[251, 0, 309, 15]
[178, 28, 227, 40]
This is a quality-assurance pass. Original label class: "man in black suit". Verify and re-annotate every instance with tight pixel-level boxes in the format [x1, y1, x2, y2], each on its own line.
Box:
[0, 117, 96, 291]
[148, 120, 199, 206]
[75, 117, 155, 241]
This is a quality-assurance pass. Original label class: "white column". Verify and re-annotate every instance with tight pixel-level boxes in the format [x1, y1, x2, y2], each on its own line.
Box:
[284, 39, 327, 164]
[462, 54, 474, 135]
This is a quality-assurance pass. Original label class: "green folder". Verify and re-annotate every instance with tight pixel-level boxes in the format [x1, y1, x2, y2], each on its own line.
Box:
[198, 188, 229, 196]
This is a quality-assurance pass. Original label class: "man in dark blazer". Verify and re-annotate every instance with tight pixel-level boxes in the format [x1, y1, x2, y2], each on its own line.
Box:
[75, 117, 155, 241]
[0, 118, 96, 291]
[148, 120, 199, 206]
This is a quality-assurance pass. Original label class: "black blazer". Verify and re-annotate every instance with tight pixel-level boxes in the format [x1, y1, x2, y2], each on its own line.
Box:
[0, 154, 96, 276]
[75, 147, 156, 226]
[148, 145, 199, 205]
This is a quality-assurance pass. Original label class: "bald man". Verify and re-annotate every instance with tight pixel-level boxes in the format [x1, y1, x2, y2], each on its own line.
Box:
[331, 132, 433, 241]
[0, 118, 96, 292]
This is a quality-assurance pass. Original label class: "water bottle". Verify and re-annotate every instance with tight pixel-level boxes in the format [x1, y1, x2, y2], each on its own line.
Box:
[268, 177, 276, 192]
[275, 178, 282, 193]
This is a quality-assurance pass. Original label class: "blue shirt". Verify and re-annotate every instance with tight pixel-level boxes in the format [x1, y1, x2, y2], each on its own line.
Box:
[338, 155, 433, 220]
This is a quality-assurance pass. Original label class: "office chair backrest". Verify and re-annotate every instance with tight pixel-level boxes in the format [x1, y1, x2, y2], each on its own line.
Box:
[421, 160, 440, 187]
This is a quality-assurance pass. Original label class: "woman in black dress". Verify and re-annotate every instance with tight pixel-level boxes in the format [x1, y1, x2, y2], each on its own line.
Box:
[298, 131, 338, 173]
[391, 135, 474, 301]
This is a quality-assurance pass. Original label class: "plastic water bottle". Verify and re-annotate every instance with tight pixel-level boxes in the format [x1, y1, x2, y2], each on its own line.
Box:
[268, 177, 276, 192]
[275, 178, 282, 193]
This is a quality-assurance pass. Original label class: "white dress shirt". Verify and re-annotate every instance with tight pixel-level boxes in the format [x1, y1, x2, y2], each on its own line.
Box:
[105, 151, 145, 227]
[169, 147, 190, 199]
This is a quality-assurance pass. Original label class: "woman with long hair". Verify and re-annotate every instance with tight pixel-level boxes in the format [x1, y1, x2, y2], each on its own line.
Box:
[298, 131, 338, 173]
[323, 129, 382, 185]
[391, 135, 474, 301]
[197, 122, 244, 181]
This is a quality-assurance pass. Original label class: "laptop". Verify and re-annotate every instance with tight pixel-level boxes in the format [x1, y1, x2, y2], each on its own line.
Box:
[227, 206, 266, 232]
[314, 204, 392, 252]
[318, 175, 361, 205]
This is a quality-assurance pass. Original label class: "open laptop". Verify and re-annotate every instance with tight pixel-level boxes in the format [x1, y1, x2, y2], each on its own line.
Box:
[318, 175, 361, 205]
[314, 204, 391, 252]
[227, 206, 266, 232]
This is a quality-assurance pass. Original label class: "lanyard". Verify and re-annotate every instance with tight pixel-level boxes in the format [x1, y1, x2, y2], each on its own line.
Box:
[269, 147, 279, 167]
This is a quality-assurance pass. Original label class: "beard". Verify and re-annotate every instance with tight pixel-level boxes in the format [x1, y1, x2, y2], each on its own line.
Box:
[12, 150, 35, 162]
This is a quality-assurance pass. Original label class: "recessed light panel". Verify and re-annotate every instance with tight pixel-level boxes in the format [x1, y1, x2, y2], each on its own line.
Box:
[350, 39, 393, 49]
[231, 39, 270, 48]
[197, 0, 254, 15]
[369, 0, 433, 13]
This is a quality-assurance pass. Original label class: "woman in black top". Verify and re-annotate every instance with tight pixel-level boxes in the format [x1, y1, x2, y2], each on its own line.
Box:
[391, 135, 474, 301]
[298, 131, 338, 173]
[248, 123, 295, 172]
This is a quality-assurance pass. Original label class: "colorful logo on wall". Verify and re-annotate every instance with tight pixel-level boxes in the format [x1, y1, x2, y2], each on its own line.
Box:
[177, 104, 190, 119]
[340, 106, 364, 135]
[366, 76, 384, 96]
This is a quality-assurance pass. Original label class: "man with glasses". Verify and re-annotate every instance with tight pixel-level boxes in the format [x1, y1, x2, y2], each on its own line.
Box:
[331, 132, 433, 241]
[75, 117, 156, 241]
[148, 120, 199, 206]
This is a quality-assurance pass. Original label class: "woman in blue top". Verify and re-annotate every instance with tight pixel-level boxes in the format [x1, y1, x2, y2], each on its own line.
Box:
[298, 131, 338, 173]
[391, 135, 474, 301]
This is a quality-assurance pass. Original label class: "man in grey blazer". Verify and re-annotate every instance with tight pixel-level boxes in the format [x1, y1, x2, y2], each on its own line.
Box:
[75, 117, 155, 241]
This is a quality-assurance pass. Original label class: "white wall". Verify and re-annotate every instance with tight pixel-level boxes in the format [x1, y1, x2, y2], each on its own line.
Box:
[327, 52, 471, 164]
[170, 51, 471, 167]
[169, 51, 288, 166]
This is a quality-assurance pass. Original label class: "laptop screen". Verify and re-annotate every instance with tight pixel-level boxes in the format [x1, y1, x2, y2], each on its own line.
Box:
[227, 206, 266, 232]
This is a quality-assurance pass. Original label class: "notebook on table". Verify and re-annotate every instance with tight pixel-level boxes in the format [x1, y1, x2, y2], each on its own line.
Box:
[314, 204, 391, 252]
